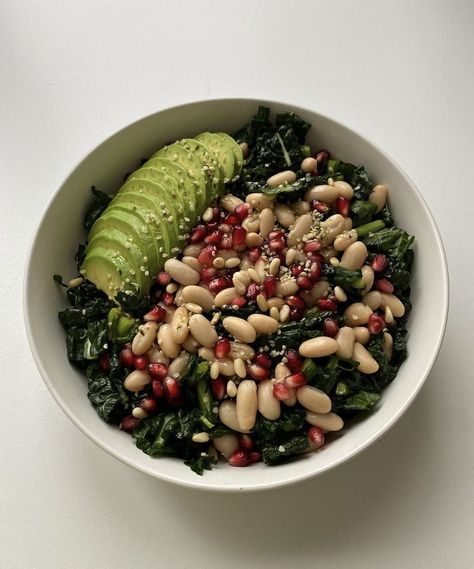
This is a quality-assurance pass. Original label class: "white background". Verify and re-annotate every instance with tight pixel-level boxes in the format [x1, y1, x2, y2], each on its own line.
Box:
[1, 1, 474, 567]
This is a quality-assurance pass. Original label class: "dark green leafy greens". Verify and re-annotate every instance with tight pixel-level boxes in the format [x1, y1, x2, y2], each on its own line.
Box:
[83, 187, 112, 232]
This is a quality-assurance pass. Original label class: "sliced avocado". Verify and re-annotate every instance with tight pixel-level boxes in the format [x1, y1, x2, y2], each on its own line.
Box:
[109, 191, 177, 263]
[127, 165, 196, 229]
[82, 246, 140, 298]
[88, 209, 153, 268]
[104, 203, 166, 273]
[151, 147, 208, 213]
[195, 132, 235, 181]
[87, 228, 151, 292]
[216, 132, 244, 178]
[117, 177, 182, 240]
[178, 138, 225, 201]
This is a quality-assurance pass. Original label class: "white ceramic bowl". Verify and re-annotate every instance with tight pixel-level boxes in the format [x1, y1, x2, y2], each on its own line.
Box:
[24, 98, 448, 492]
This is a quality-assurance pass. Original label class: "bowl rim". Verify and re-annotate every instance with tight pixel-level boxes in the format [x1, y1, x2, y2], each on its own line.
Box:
[23, 97, 449, 492]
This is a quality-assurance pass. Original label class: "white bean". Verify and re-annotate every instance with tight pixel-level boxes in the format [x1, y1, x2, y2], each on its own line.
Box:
[240, 142, 249, 158]
[297, 386, 332, 414]
[236, 380, 258, 431]
[168, 352, 190, 378]
[223, 316, 257, 343]
[247, 314, 279, 335]
[233, 358, 247, 378]
[170, 306, 189, 344]
[361, 265, 375, 293]
[353, 342, 379, 374]
[246, 192, 274, 210]
[384, 332, 393, 362]
[188, 314, 218, 348]
[181, 256, 202, 272]
[306, 411, 344, 431]
[305, 184, 339, 203]
[335, 326, 356, 359]
[334, 230, 358, 252]
[301, 156, 317, 173]
[181, 285, 215, 311]
[164, 258, 200, 286]
[158, 323, 180, 358]
[192, 432, 210, 443]
[321, 214, 345, 246]
[362, 291, 382, 310]
[333, 180, 354, 200]
[182, 243, 204, 257]
[275, 362, 291, 380]
[274, 203, 296, 227]
[276, 280, 299, 297]
[124, 370, 151, 392]
[299, 336, 338, 358]
[258, 380, 281, 420]
[259, 208, 275, 238]
[267, 170, 297, 187]
[217, 358, 235, 377]
[214, 287, 238, 307]
[340, 241, 368, 270]
[353, 326, 370, 345]
[220, 194, 243, 212]
[344, 302, 373, 326]
[287, 213, 313, 246]
[246, 232, 263, 248]
[229, 341, 255, 361]
[380, 293, 405, 317]
[213, 434, 240, 458]
[181, 334, 200, 353]
[290, 200, 310, 215]
[131, 322, 158, 356]
[369, 184, 388, 213]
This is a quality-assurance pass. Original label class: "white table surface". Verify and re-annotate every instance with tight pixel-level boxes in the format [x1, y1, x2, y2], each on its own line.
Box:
[2, 1, 474, 567]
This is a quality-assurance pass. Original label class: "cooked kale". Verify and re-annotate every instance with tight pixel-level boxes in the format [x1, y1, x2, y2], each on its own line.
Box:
[83, 187, 111, 232]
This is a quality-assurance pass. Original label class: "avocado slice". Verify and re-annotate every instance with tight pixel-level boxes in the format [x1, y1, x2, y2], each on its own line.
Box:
[195, 132, 235, 182]
[87, 228, 152, 292]
[127, 164, 196, 228]
[82, 246, 140, 298]
[177, 138, 225, 201]
[117, 177, 182, 240]
[150, 147, 208, 213]
[216, 132, 244, 178]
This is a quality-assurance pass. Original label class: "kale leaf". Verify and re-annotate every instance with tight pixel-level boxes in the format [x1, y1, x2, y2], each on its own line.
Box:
[323, 265, 366, 294]
[351, 200, 377, 226]
[83, 187, 111, 232]
[363, 227, 415, 260]
[262, 436, 309, 465]
[184, 453, 217, 475]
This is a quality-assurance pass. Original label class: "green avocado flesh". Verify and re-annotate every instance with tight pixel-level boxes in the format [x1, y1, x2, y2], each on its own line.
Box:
[81, 131, 243, 298]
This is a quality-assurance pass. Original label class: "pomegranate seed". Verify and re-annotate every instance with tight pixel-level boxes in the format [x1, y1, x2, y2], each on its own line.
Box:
[309, 261, 322, 281]
[308, 426, 325, 447]
[134, 355, 148, 370]
[234, 202, 251, 221]
[121, 415, 140, 432]
[205, 222, 219, 233]
[296, 275, 313, 290]
[166, 396, 186, 407]
[190, 225, 207, 244]
[286, 295, 306, 310]
[225, 214, 239, 226]
[163, 377, 181, 399]
[214, 338, 231, 359]
[336, 197, 351, 216]
[289, 306, 304, 321]
[311, 200, 329, 213]
[249, 450, 262, 463]
[120, 347, 135, 367]
[317, 297, 337, 311]
[220, 234, 234, 250]
[231, 296, 247, 308]
[239, 434, 254, 450]
[323, 318, 339, 337]
[291, 265, 304, 277]
[303, 240, 321, 254]
[161, 291, 175, 306]
[99, 354, 110, 371]
[155, 271, 171, 286]
[285, 372, 307, 388]
[370, 254, 388, 272]
[144, 305, 167, 322]
[285, 349, 302, 372]
[148, 362, 168, 380]
[374, 278, 394, 294]
[209, 206, 220, 221]
[151, 379, 165, 398]
[254, 353, 272, 369]
[232, 226, 247, 247]
[246, 282, 260, 300]
[247, 363, 270, 382]
[268, 230, 285, 241]
[368, 313, 385, 334]
[197, 245, 216, 266]
[200, 266, 218, 283]
[263, 275, 276, 297]
[311, 252, 325, 264]
[248, 247, 261, 262]
[208, 277, 231, 294]
[273, 382, 291, 400]
[211, 375, 226, 400]
[268, 238, 285, 252]
[140, 397, 158, 414]
[228, 449, 249, 467]
[204, 230, 222, 245]
[315, 149, 330, 163]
